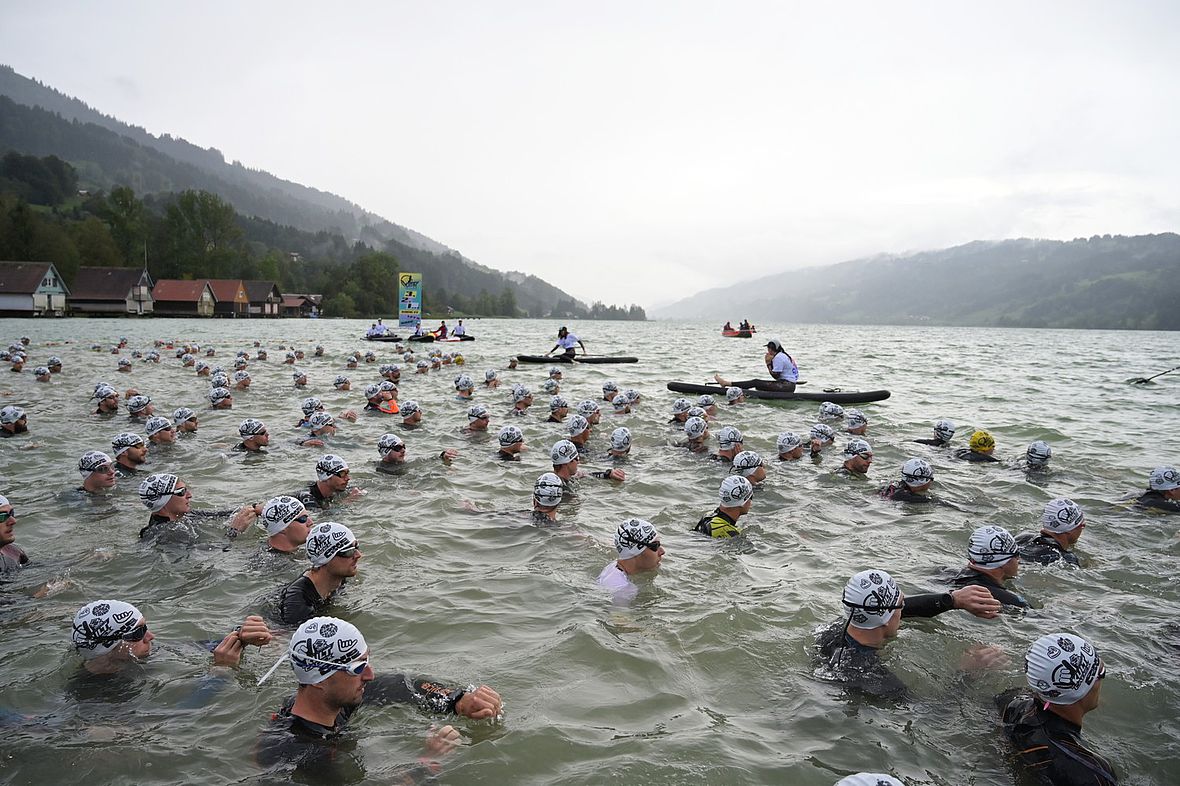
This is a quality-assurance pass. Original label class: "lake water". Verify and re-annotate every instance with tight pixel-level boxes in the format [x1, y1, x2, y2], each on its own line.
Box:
[0, 317, 1177, 785]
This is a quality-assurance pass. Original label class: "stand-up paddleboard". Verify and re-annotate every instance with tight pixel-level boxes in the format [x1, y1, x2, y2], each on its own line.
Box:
[363, 335, 403, 342]
[516, 355, 639, 364]
[667, 382, 889, 404]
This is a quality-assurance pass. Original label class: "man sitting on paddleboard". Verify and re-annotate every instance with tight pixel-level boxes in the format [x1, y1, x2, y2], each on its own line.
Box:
[714, 338, 799, 393]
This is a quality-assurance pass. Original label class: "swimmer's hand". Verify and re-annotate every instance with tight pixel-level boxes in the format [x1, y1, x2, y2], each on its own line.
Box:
[606, 468, 625, 482]
[237, 615, 273, 647]
[346, 486, 364, 500]
[425, 724, 461, 756]
[230, 504, 260, 531]
[950, 586, 1003, 619]
[212, 631, 246, 666]
[440, 448, 459, 463]
[455, 685, 502, 720]
[339, 409, 358, 422]
[302, 438, 326, 448]
[960, 644, 1008, 672]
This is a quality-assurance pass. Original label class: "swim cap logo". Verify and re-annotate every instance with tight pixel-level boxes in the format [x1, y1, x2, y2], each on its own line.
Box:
[338, 638, 358, 651]
[320, 623, 339, 638]
[93, 603, 110, 616]
[112, 609, 134, 624]
[1057, 636, 1075, 653]
[869, 572, 883, 585]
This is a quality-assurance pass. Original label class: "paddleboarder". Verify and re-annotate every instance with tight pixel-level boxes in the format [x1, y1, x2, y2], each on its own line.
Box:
[548, 326, 585, 360]
[714, 338, 799, 393]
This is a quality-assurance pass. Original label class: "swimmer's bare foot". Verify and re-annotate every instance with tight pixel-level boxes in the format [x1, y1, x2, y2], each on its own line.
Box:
[713, 374, 731, 386]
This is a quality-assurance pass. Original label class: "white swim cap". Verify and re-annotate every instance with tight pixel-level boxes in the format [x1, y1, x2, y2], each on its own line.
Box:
[533, 473, 564, 508]
[610, 427, 632, 452]
[1026, 440, 1052, 466]
[671, 398, 692, 414]
[138, 473, 180, 512]
[810, 423, 835, 443]
[289, 616, 368, 685]
[1148, 466, 1180, 491]
[144, 416, 172, 436]
[498, 425, 523, 447]
[614, 518, 658, 559]
[305, 522, 357, 567]
[846, 409, 868, 429]
[732, 450, 764, 478]
[71, 599, 145, 660]
[550, 439, 580, 466]
[842, 569, 903, 629]
[900, 458, 934, 488]
[1025, 632, 1102, 705]
[261, 495, 307, 536]
[567, 415, 590, 436]
[933, 419, 956, 442]
[717, 426, 744, 450]
[1041, 498, 1084, 533]
[843, 438, 873, 458]
[725, 386, 743, 402]
[776, 432, 802, 453]
[314, 454, 348, 481]
[967, 525, 1018, 567]
[719, 475, 754, 507]
[819, 401, 845, 419]
[684, 417, 708, 440]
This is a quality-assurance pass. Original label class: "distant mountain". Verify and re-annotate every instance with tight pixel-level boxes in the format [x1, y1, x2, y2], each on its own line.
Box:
[0, 64, 592, 315]
[652, 235, 1180, 330]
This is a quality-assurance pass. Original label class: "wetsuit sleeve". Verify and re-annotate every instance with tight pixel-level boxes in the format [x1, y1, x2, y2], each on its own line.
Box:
[902, 592, 955, 617]
[364, 673, 464, 714]
[277, 577, 318, 627]
[589, 470, 614, 479]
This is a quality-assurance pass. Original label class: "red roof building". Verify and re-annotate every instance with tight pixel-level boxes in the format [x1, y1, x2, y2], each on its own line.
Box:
[152, 279, 215, 317]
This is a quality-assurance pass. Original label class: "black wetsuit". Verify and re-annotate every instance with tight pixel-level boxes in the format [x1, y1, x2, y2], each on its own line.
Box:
[276, 574, 344, 626]
[139, 510, 238, 542]
[255, 676, 467, 783]
[375, 461, 407, 476]
[913, 437, 951, 447]
[1135, 490, 1180, 513]
[814, 592, 959, 699]
[953, 448, 999, 463]
[878, 481, 933, 503]
[114, 462, 142, 479]
[1016, 533, 1080, 566]
[233, 442, 266, 453]
[293, 482, 335, 511]
[996, 688, 1118, 784]
[496, 450, 519, 462]
[949, 568, 1029, 608]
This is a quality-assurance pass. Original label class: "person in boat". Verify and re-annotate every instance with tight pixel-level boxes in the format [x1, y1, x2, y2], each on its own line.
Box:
[714, 338, 798, 393]
[549, 326, 585, 360]
[433, 321, 448, 339]
[740, 319, 751, 331]
[452, 319, 466, 337]
[412, 322, 425, 338]
[723, 321, 734, 332]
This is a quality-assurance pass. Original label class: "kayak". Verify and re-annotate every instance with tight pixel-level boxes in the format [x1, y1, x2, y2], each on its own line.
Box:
[516, 355, 639, 364]
[363, 335, 403, 342]
[667, 382, 889, 404]
[721, 329, 754, 338]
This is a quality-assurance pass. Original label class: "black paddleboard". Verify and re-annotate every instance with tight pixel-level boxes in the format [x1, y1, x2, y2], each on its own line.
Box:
[516, 355, 638, 364]
[666, 382, 889, 404]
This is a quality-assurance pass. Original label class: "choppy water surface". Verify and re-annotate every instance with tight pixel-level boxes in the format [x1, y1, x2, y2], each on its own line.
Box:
[0, 317, 1177, 785]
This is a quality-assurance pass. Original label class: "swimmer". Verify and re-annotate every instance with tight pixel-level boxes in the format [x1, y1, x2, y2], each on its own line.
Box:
[496, 425, 526, 460]
[914, 419, 955, 447]
[346, 355, 359, 370]
[93, 384, 120, 415]
[260, 496, 315, 554]
[611, 394, 631, 415]
[1024, 440, 1052, 471]
[509, 385, 532, 417]
[601, 381, 619, 402]
[725, 387, 745, 406]
[173, 407, 199, 433]
[195, 360, 211, 377]
[363, 384, 398, 415]
[0, 494, 27, 572]
[77, 451, 117, 494]
[209, 387, 234, 409]
[819, 401, 845, 421]
[712, 426, 744, 463]
[255, 616, 500, 781]
[608, 427, 631, 458]
[548, 365, 563, 381]
[275, 522, 363, 625]
[298, 397, 324, 427]
[33, 366, 50, 382]
[878, 458, 935, 502]
[1016, 498, 1084, 566]
[464, 404, 491, 433]
[997, 633, 1116, 785]
[233, 370, 251, 390]
[137, 472, 260, 541]
[955, 430, 999, 462]
[845, 409, 869, 435]
[145, 416, 176, 446]
[597, 518, 664, 603]
[551, 439, 624, 483]
[532, 473, 564, 524]
[814, 569, 1002, 699]
[669, 398, 692, 423]
[507, 358, 518, 370]
[694, 476, 753, 538]
[292, 370, 308, 388]
[47, 356, 62, 373]
[837, 439, 874, 477]
[117, 357, 132, 373]
[0, 405, 28, 436]
[236, 418, 271, 453]
[293, 455, 361, 510]
[484, 369, 500, 389]
[809, 423, 835, 458]
[682, 416, 710, 453]
[577, 400, 602, 425]
[454, 374, 475, 400]
[1135, 466, 1180, 513]
[375, 434, 408, 473]
[567, 415, 591, 449]
[547, 396, 569, 423]
[697, 394, 718, 417]
[777, 432, 805, 461]
[111, 432, 148, 476]
[70, 599, 272, 675]
[333, 375, 351, 391]
[948, 525, 1029, 608]
[400, 400, 423, 427]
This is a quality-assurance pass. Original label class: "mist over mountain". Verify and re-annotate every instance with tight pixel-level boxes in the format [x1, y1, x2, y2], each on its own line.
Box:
[0, 65, 632, 317]
[653, 235, 1180, 330]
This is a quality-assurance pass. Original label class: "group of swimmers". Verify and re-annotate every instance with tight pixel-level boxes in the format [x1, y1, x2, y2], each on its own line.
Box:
[1, 329, 1176, 783]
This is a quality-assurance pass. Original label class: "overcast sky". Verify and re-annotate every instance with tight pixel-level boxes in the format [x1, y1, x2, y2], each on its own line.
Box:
[3, 2, 1178, 308]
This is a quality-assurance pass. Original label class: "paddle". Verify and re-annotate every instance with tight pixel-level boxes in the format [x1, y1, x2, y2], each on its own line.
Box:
[1131, 365, 1179, 384]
